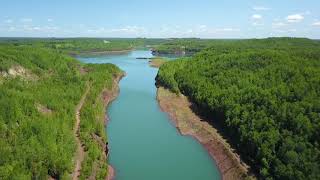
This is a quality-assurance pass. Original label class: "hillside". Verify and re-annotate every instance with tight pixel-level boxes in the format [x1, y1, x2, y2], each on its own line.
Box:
[0, 45, 121, 179]
[156, 38, 320, 179]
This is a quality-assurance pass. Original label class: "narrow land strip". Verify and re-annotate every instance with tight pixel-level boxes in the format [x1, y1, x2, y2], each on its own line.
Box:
[72, 84, 90, 180]
[101, 73, 125, 180]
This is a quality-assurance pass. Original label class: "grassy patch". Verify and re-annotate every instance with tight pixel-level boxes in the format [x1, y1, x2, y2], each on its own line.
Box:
[149, 57, 168, 68]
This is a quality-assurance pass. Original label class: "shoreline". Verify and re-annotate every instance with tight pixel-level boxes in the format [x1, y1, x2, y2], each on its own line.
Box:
[148, 58, 168, 68]
[101, 72, 126, 180]
[156, 87, 251, 180]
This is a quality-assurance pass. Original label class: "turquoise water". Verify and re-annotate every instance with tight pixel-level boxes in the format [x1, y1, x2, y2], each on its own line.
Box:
[78, 50, 220, 180]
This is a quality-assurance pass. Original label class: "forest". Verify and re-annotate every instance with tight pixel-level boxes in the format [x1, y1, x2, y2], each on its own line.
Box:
[151, 38, 236, 56]
[156, 38, 320, 180]
[0, 44, 121, 179]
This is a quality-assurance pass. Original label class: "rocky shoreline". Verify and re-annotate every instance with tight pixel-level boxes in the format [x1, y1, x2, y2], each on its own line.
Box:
[156, 87, 252, 180]
[101, 72, 126, 180]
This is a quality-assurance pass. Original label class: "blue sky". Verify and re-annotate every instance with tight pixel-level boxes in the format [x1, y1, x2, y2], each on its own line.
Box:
[0, 0, 319, 38]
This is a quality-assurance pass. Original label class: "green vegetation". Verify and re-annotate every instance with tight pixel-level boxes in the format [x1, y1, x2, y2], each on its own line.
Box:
[149, 57, 169, 68]
[0, 45, 121, 179]
[1, 38, 137, 55]
[79, 64, 121, 180]
[156, 38, 320, 179]
[152, 38, 234, 56]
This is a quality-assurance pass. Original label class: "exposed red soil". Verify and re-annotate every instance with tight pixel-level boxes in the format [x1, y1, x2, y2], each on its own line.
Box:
[107, 165, 115, 180]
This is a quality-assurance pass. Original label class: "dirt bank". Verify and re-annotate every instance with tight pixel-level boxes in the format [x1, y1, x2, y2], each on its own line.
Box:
[103, 72, 125, 124]
[157, 87, 252, 180]
[101, 72, 125, 180]
[107, 165, 115, 180]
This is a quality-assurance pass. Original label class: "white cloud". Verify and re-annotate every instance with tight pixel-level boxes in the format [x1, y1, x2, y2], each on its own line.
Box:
[110, 26, 146, 33]
[0, 21, 242, 38]
[304, 11, 311, 15]
[33, 27, 41, 31]
[140, 24, 241, 38]
[11, 24, 60, 33]
[8, 27, 16, 31]
[273, 29, 297, 34]
[253, 6, 270, 11]
[286, 14, 304, 23]
[47, 19, 53, 22]
[252, 14, 262, 20]
[87, 26, 147, 35]
[273, 29, 286, 33]
[272, 22, 287, 28]
[4, 19, 13, 23]
[159, 25, 240, 37]
[312, 21, 320, 26]
[198, 25, 207, 32]
[252, 22, 264, 26]
[21, 18, 33, 23]
[214, 28, 240, 32]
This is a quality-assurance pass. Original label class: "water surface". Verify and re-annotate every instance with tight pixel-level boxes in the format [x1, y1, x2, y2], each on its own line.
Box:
[78, 50, 220, 180]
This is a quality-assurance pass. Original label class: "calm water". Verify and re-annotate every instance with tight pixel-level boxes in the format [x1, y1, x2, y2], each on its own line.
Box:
[78, 50, 220, 180]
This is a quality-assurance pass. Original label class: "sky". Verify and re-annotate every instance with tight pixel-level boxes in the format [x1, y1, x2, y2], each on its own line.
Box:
[0, 0, 320, 38]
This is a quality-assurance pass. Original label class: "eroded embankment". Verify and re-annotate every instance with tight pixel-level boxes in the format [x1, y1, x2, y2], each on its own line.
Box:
[157, 87, 251, 180]
[102, 73, 125, 180]
[72, 72, 124, 180]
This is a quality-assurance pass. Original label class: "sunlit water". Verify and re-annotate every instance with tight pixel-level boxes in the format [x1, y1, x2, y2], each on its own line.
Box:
[78, 50, 220, 180]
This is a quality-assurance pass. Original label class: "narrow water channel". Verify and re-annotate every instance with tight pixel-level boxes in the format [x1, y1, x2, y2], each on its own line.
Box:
[78, 50, 220, 180]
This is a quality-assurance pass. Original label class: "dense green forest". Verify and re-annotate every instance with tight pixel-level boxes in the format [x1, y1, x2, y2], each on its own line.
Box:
[0, 45, 121, 179]
[156, 38, 320, 179]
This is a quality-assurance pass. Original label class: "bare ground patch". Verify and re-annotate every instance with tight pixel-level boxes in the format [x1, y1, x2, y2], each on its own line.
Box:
[36, 103, 53, 115]
[1, 65, 38, 81]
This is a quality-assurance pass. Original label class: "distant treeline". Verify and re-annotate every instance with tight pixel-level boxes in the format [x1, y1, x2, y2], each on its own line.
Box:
[152, 37, 320, 57]
[156, 38, 320, 179]
[151, 38, 225, 55]
[0, 38, 168, 55]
